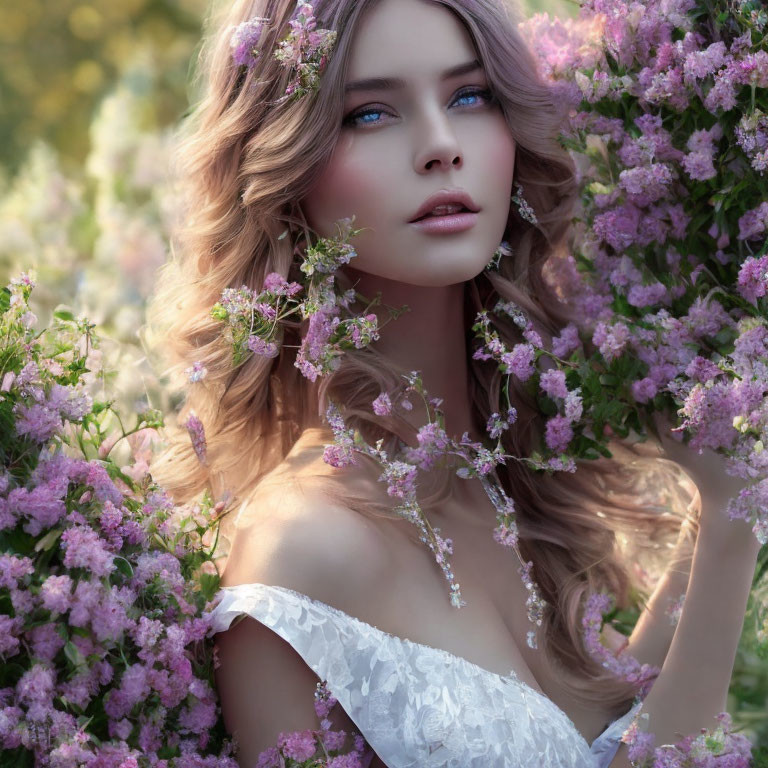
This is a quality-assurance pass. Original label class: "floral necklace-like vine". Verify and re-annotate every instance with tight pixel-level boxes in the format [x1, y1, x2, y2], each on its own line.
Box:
[208, 215, 557, 648]
[216, 0, 638, 657]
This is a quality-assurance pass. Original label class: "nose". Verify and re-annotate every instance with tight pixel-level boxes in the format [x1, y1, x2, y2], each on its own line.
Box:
[413, 108, 464, 173]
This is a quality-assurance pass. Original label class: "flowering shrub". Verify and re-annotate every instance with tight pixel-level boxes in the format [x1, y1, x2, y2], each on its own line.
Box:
[0, 78, 180, 426]
[495, 0, 768, 547]
[0, 272, 236, 766]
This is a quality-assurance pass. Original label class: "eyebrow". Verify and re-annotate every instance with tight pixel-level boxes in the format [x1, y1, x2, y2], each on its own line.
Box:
[344, 59, 483, 94]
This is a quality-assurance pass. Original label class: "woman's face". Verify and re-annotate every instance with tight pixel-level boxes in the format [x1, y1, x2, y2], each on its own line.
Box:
[300, 0, 517, 288]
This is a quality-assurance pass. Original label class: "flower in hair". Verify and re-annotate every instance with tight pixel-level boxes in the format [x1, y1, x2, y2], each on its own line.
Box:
[183, 410, 209, 466]
[274, 3, 337, 99]
[230, 17, 270, 69]
[231, 3, 336, 100]
[511, 183, 539, 225]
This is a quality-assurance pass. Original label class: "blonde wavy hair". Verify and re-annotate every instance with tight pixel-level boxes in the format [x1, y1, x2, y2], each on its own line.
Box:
[145, 0, 697, 713]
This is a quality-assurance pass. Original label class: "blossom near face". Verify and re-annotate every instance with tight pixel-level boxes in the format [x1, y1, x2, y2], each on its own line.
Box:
[300, 0, 516, 287]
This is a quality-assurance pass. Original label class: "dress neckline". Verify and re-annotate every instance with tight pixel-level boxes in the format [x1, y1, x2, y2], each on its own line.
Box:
[217, 581, 595, 753]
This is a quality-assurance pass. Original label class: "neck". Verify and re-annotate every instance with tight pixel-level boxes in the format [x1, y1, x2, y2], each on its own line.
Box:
[347, 269, 478, 442]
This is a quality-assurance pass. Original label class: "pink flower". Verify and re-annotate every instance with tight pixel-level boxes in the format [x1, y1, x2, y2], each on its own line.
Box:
[486, 409, 517, 440]
[328, 755, 364, 768]
[6, 483, 66, 537]
[551, 323, 581, 358]
[618, 163, 675, 203]
[545, 415, 573, 453]
[685, 356, 722, 383]
[16, 664, 56, 706]
[540, 369, 569, 400]
[737, 201, 768, 240]
[262, 272, 302, 296]
[40, 574, 73, 614]
[247, 335, 279, 358]
[277, 729, 317, 762]
[379, 461, 418, 500]
[0, 616, 22, 657]
[683, 40, 727, 81]
[230, 17, 268, 69]
[564, 390, 584, 422]
[0, 555, 34, 590]
[27, 623, 65, 663]
[60, 526, 115, 578]
[736, 255, 768, 304]
[185, 360, 208, 383]
[183, 410, 208, 466]
[631, 377, 658, 403]
[593, 204, 641, 251]
[13, 401, 63, 443]
[627, 282, 669, 308]
[371, 392, 392, 416]
[592, 321, 631, 362]
[501, 343, 536, 382]
[256, 746, 280, 768]
[404, 423, 451, 470]
[322, 443, 355, 468]
[682, 150, 717, 180]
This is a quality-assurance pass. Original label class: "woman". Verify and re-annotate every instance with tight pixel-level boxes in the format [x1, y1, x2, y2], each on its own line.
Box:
[145, 0, 761, 765]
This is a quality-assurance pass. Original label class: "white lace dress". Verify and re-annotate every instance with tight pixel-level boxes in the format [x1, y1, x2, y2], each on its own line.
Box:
[209, 583, 641, 768]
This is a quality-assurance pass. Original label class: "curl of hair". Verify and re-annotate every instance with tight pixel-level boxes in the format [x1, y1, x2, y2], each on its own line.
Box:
[145, 0, 698, 714]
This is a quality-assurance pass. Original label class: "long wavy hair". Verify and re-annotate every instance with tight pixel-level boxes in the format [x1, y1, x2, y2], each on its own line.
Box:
[145, 0, 697, 713]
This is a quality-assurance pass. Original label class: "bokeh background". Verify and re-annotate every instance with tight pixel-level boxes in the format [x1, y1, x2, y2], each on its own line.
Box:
[1, 0, 766, 752]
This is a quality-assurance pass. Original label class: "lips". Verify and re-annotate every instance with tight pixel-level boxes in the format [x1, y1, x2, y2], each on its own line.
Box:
[413, 204, 471, 222]
[408, 189, 480, 223]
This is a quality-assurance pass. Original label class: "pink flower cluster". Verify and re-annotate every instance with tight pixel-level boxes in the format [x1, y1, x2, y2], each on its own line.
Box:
[517, 0, 768, 544]
[273, 3, 337, 99]
[211, 217, 382, 384]
[621, 709, 753, 767]
[255, 683, 370, 768]
[0, 274, 236, 766]
[230, 3, 337, 101]
[581, 592, 660, 698]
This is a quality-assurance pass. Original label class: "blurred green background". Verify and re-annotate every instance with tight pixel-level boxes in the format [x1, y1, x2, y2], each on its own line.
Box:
[0, 0, 206, 178]
[0, 0, 574, 180]
[0, 0, 765, 753]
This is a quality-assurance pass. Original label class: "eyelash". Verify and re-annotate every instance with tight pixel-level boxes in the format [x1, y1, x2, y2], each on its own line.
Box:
[342, 87, 496, 128]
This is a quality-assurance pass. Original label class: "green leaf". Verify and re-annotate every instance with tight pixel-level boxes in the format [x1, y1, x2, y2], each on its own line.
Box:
[53, 308, 75, 322]
[0, 528, 37, 556]
[596, 442, 613, 459]
[34, 527, 62, 552]
[199, 571, 220, 602]
[64, 640, 87, 669]
[113, 557, 134, 578]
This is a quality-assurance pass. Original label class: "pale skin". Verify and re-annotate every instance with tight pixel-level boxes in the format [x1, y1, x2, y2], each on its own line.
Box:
[214, 1, 762, 765]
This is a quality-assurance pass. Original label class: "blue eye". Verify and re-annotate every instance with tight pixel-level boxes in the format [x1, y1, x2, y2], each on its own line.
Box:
[342, 87, 495, 128]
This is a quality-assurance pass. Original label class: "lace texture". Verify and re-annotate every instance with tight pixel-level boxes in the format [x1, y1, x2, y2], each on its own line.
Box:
[210, 583, 641, 768]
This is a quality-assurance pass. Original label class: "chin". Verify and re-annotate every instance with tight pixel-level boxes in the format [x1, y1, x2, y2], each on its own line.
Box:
[402, 255, 493, 287]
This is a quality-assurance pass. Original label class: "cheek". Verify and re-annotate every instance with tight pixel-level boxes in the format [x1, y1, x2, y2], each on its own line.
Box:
[482, 121, 516, 187]
[303, 141, 389, 236]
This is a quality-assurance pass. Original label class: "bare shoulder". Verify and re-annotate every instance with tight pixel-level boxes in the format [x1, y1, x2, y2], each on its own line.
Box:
[220, 464, 394, 611]
[213, 437, 392, 767]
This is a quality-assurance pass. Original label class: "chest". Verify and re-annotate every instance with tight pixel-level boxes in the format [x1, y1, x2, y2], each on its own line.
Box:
[369, 497, 619, 746]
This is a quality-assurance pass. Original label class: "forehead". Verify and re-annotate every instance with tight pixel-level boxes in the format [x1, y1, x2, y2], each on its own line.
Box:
[346, 0, 478, 81]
